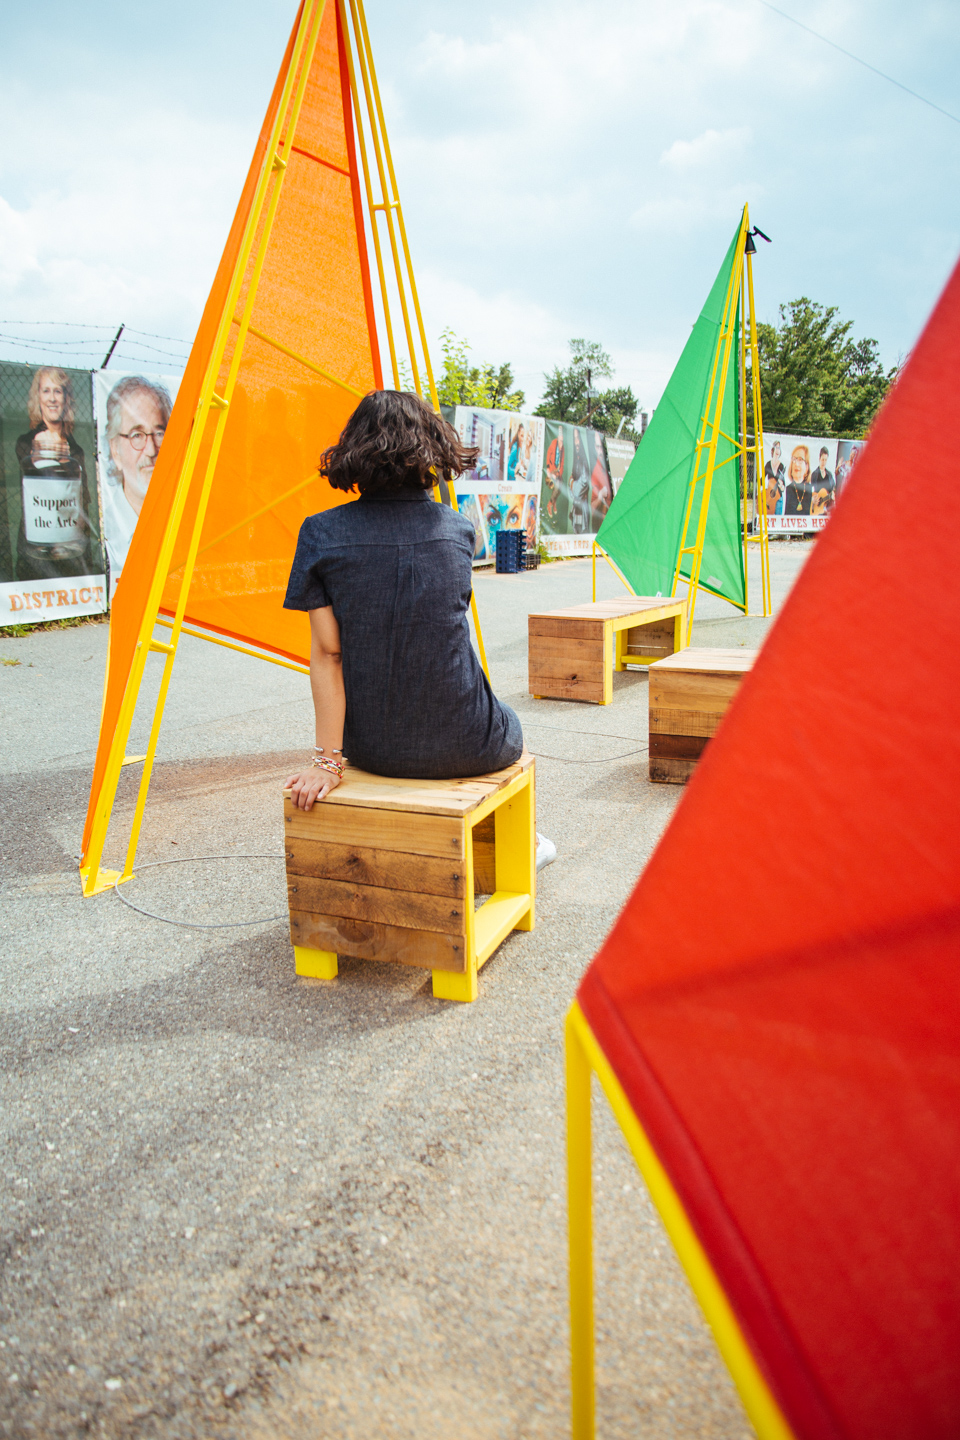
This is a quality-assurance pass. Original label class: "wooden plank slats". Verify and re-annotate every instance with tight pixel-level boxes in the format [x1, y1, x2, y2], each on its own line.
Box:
[532, 597, 675, 618]
[649, 672, 744, 714]
[648, 755, 699, 785]
[285, 836, 467, 897]
[528, 616, 605, 641]
[649, 707, 731, 739]
[649, 733, 710, 761]
[529, 675, 605, 704]
[287, 873, 466, 934]
[527, 636, 607, 666]
[651, 646, 757, 673]
[624, 619, 676, 655]
[285, 801, 465, 858]
[472, 813, 496, 895]
[289, 909, 466, 973]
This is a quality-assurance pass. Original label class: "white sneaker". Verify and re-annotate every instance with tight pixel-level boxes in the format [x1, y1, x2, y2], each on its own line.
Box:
[536, 833, 557, 871]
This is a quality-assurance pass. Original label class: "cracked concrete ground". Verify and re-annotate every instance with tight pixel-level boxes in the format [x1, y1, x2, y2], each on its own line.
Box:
[0, 542, 814, 1439]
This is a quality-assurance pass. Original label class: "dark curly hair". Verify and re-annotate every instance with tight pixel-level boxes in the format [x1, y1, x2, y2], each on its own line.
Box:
[318, 390, 478, 494]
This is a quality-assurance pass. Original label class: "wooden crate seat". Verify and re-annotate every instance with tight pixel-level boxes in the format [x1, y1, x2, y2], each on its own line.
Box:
[284, 751, 536, 1002]
[528, 597, 687, 705]
[648, 647, 757, 783]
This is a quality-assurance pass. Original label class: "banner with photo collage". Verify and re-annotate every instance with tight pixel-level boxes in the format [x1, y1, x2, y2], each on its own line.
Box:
[449, 406, 545, 564]
[0, 361, 107, 625]
[540, 420, 617, 556]
[762, 431, 867, 534]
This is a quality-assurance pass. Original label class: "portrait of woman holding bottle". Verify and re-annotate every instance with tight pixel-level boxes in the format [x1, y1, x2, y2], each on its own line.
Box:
[15, 366, 101, 581]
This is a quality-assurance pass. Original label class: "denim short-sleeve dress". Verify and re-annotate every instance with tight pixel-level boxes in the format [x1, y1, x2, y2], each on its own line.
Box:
[283, 489, 523, 779]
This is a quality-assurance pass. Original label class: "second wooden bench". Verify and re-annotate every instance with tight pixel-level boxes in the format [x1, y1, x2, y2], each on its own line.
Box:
[528, 597, 687, 705]
[648, 647, 758, 783]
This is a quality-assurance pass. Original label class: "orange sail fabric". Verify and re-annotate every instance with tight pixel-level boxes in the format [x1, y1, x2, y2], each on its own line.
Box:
[81, 0, 380, 864]
[577, 255, 960, 1440]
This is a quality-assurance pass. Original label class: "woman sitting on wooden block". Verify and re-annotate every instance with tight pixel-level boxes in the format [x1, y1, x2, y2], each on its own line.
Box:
[283, 390, 526, 812]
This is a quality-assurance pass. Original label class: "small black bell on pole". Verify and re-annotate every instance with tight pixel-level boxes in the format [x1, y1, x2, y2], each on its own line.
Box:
[744, 231, 757, 256]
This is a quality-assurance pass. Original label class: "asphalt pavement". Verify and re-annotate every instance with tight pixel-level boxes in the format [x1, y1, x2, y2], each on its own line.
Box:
[0, 540, 814, 1440]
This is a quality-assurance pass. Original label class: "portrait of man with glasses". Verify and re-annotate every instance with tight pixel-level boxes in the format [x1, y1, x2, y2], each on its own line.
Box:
[99, 373, 173, 588]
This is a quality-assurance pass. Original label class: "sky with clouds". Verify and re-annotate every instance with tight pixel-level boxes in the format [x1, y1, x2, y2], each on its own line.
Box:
[1, 0, 957, 409]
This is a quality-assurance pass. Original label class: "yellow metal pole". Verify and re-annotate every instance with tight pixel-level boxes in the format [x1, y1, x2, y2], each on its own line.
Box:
[566, 1008, 596, 1440]
[739, 250, 750, 614]
[354, 0, 439, 409]
[154, 617, 308, 673]
[336, 0, 400, 389]
[596, 542, 637, 598]
[745, 247, 771, 615]
[567, 1003, 797, 1440]
[339, 0, 489, 676]
[592, 540, 596, 602]
[346, 0, 421, 396]
[470, 586, 489, 678]
[80, 2, 324, 896]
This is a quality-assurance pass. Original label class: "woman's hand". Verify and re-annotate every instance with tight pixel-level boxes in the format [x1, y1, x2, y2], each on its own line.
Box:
[284, 766, 341, 811]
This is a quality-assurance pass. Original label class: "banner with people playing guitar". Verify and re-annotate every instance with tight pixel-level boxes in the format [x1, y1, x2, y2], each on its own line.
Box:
[762, 431, 866, 534]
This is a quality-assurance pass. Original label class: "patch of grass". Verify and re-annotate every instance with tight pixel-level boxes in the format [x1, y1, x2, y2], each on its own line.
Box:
[2, 656, 21, 666]
[0, 612, 109, 640]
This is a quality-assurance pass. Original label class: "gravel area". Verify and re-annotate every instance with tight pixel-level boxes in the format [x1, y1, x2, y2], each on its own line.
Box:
[1, 543, 814, 1438]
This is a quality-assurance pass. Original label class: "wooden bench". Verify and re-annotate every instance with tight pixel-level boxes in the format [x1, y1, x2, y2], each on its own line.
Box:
[528, 597, 687, 705]
[648, 647, 757, 783]
[284, 752, 535, 1003]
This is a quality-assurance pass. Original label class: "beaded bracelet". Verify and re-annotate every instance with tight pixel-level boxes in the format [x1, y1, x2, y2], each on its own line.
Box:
[312, 757, 343, 777]
[311, 745, 344, 778]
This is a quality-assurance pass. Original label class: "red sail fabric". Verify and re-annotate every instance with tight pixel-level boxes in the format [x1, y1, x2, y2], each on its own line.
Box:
[81, 0, 380, 863]
[578, 256, 960, 1440]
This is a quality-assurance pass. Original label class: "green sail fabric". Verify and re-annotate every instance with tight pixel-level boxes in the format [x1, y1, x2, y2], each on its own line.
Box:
[596, 219, 746, 608]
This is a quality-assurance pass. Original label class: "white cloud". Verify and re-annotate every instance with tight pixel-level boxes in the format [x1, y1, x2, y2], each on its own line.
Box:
[0, 80, 249, 346]
[0, 195, 41, 290]
[660, 126, 752, 171]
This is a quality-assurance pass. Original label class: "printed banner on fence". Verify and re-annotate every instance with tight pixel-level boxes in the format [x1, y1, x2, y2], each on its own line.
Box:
[539, 420, 614, 555]
[451, 406, 544, 563]
[93, 370, 181, 594]
[604, 435, 636, 497]
[762, 432, 866, 534]
[0, 361, 106, 624]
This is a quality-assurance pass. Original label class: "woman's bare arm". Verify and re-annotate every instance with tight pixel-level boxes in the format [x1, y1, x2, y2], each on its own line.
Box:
[284, 606, 345, 810]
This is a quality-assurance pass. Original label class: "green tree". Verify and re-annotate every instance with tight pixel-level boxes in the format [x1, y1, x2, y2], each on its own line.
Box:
[747, 297, 895, 438]
[586, 386, 642, 443]
[534, 339, 612, 423]
[534, 339, 641, 439]
[435, 329, 525, 411]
